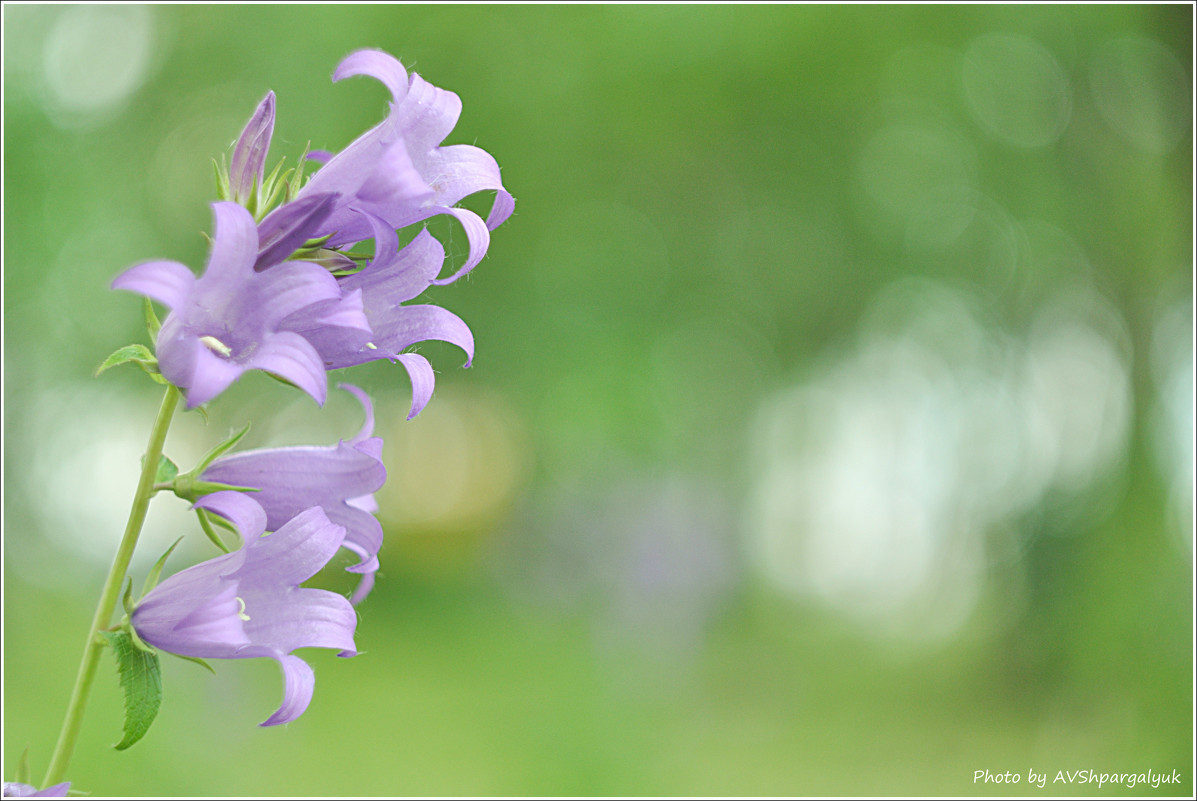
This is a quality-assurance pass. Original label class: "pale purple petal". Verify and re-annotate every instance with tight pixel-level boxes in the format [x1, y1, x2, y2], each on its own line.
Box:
[332, 49, 409, 104]
[245, 331, 328, 406]
[239, 506, 347, 586]
[397, 352, 435, 420]
[111, 260, 195, 309]
[194, 491, 269, 541]
[422, 143, 515, 230]
[204, 202, 259, 284]
[429, 206, 489, 285]
[253, 260, 347, 326]
[258, 654, 315, 727]
[3, 783, 71, 798]
[356, 140, 433, 207]
[370, 304, 474, 365]
[238, 588, 357, 657]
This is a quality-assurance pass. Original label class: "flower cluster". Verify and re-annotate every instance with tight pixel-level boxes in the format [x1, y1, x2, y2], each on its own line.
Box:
[110, 49, 510, 726]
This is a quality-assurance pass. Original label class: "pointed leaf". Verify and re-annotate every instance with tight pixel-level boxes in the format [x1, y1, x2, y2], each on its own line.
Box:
[143, 297, 162, 342]
[168, 652, 217, 675]
[95, 344, 157, 377]
[100, 630, 162, 750]
[141, 537, 184, 597]
[16, 746, 31, 784]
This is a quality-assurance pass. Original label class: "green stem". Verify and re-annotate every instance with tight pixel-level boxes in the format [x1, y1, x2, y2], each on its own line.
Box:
[43, 384, 181, 786]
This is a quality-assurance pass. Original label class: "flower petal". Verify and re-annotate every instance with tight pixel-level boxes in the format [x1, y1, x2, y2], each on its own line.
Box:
[239, 506, 347, 586]
[423, 143, 515, 230]
[258, 654, 315, 727]
[194, 490, 269, 541]
[111, 260, 195, 309]
[397, 352, 435, 420]
[332, 49, 409, 104]
[430, 206, 490, 285]
[244, 331, 329, 406]
[370, 304, 475, 365]
[204, 202, 259, 284]
[239, 587, 357, 657]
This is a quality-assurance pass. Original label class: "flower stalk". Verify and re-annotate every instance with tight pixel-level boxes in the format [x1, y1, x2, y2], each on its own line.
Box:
[42, 384, 181, 787]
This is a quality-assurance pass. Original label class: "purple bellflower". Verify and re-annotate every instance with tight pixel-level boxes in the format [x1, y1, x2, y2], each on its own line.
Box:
[131, 491, 357, 727]
[113, 201, 370, 408]
[198, 384, 386, 605]
[264, 48, 514, 281]
[282, 217, 473, 420]
[2, 784, 70, 798]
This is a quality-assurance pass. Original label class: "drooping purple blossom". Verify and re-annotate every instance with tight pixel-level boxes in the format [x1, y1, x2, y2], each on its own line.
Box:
[199, 384, 386, 604]
[131, 492, 357, 727]
[263, 48, 514, 281]
[1, 784, 70, 798]
[282, 216, 473, 420]
[112, 201, 370, 408]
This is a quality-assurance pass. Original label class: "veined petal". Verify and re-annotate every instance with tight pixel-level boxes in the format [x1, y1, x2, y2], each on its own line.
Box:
[422, 143, 515, 230]
[194, 491, 269, 541]
[333, 49, 409, 104]
[252, 260, 346, 326]
[111, 260, 195, 309]
[204, 202, 260, 284]
[398, 72, 463, 155]
[259, 653, 315, 727]
[369, 304, 475, 365]
[356, 139, 433, 206]
[430, 207, 490, 285]
[397, 352, 435, 420]
[238, 588, 357, 656]
[174, 340, 243, 409]
[340, 223, 445, 304]
[245, 331, 328, 406]
[240, 506, 347, 586]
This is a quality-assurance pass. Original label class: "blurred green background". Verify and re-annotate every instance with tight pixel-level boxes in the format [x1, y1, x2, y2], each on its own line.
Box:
[3, 4, 1192, 796]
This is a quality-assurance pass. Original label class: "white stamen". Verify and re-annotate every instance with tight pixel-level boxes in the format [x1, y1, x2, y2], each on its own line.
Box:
[365, 342, 378, 350]
[199, 335, 233, 357]
[236, 596, 251, 621]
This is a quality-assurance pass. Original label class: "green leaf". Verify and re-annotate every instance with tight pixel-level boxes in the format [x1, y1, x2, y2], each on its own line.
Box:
[143, 297, 162, 342]
[15, 746, 31, 784]
[100, 630, 162, 751]
[141, 536, 184, 597]
[154, 455, 179, 484]
[95, 344, 157, 377]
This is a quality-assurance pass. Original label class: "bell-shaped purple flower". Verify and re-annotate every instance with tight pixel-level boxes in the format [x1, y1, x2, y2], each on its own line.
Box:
[112, 202, 370, 408]
[267, 48, 513, 282]
[282, 215, 473, 420]
[131, 492, 357, 727]
[198, 384, 386, 604]
[2, 784, 70, 798]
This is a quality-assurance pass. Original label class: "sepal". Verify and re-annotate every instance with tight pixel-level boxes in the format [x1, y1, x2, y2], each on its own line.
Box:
[141, 537, 184, 598]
